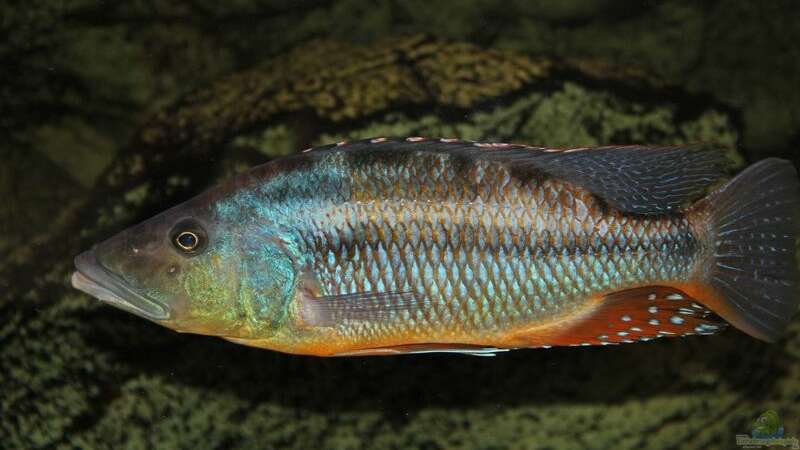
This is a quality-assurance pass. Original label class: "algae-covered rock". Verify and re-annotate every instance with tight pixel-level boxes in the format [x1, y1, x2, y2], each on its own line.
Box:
[6, 32, 795, 450]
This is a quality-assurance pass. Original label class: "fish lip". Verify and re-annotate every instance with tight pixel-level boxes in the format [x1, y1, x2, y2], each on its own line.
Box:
[72, 250, 171, 321]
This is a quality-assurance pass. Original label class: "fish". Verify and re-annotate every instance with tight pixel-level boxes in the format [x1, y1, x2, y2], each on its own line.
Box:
[752, 410, 784, 439]
[71, 137, 800, 357]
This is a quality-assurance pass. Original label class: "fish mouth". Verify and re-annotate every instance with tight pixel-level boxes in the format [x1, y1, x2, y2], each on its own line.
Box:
[72, 250, 170, 321]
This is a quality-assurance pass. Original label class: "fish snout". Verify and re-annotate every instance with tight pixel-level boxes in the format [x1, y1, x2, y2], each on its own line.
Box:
[71, 249, 171, 322]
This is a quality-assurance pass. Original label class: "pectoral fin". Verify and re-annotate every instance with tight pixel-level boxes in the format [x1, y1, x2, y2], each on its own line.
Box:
[299, 290, 418, 327]
[296, 271, 421, 327]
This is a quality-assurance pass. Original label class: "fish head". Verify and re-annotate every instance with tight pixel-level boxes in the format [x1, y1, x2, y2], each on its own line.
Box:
[753, 410, 780, 435]
[72, 196, 297, 340]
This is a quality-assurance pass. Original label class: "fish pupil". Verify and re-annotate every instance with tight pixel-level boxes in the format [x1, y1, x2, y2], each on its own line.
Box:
[177, 231, 198, 250]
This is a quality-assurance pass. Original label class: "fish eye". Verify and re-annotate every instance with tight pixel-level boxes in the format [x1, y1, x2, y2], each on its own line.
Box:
[170, 219, 207, 255]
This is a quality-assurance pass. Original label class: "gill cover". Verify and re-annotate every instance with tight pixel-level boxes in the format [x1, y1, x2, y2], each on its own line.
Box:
[238, 235, 297, 337]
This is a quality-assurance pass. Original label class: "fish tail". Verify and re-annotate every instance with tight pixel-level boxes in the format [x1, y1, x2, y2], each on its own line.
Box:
[695, 158, 800, 341]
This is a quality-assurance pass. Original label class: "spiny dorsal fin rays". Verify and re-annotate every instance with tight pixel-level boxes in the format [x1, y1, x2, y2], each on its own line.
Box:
[302, 137, 732, 215]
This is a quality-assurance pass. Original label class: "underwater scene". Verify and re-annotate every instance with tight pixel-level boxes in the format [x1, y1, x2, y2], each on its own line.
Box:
[3, 1, 800, 449]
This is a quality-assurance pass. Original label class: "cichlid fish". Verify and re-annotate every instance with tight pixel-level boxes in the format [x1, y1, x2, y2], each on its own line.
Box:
[72, 137, 800, 356]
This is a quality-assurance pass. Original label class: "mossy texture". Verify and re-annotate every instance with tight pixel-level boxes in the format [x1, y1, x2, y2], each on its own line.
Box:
[3, 2, 799, 450]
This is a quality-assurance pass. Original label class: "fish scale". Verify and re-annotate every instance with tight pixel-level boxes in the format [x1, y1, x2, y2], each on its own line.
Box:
[72, 137, 800, 356]
[295, 150, 695, 345]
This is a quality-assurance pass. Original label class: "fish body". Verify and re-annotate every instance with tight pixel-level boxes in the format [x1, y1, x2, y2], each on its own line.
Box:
[72, 137, 800, 356]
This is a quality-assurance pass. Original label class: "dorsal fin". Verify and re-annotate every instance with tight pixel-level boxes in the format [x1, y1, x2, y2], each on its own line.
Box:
[511, 144, 730, 215]
[304, 137, 732, 215]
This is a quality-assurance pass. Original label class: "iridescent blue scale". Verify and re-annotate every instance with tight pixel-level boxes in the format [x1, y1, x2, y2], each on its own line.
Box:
[251, 149, 697, 342]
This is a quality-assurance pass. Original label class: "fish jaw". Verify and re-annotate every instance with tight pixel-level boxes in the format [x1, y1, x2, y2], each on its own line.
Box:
[72, 250, 171, 322]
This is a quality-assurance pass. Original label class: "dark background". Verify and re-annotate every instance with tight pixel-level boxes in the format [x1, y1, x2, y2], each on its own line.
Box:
[2, 1, 799, 449]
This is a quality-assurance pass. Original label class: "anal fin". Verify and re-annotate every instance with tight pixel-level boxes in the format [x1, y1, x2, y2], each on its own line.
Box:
[509, 286, 727, 348]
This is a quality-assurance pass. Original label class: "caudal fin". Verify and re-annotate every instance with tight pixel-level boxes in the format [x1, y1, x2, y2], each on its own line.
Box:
[703, 158, 800, 341]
